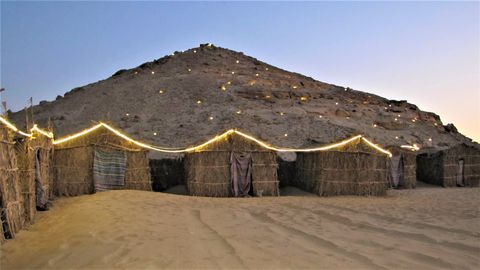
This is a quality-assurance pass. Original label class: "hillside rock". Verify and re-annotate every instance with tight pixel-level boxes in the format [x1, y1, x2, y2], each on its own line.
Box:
[9, 44, 475, 156]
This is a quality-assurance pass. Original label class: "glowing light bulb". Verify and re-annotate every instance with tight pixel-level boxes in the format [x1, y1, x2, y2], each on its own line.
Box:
[292, 85, 298, 89]
[236, 110, 242, 114]
[300, 97, 307, 101]
[394, 118, 398, 121]
[265, 95, 271, 99]
[265, 68, 269, 71]
[134, 71, 138, 75]
[284, 133, 288, 137]
[384, 107, 388, 110]
[428, 138, 432, 142]
[197, 100, 202, 104]
[188, 68, 192, 72]
[159, 90, 164, 94]
[373, 124, 377, 128]
[236, 60, 240, 64]
[221, 86, 227, 91]
[151, 71, 155, 75]
[209, 116, 214, 120]
[255, 73, 259, 77]
[389, 104, 392, 107]
[319, 115, 323, 118]
[335, 102, 339, 105]
[412, 119, 416, 122]
[193, 50, 197, 53]
[125, 113, 130, 116]
[434, 123, 438, 126]
[280, 112, 284, 116]
[397, 114, 401, 117]
[153, 132, 157, 136]
[227, 81, 231, 85]
[395, 136, 399, 139]
[344, 88, 348, 91]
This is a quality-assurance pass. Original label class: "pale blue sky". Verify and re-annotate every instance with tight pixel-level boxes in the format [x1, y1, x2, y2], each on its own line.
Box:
[1, 1, 479, 141]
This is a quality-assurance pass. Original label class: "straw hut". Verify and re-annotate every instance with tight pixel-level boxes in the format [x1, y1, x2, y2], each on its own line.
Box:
[53, 124, 151, 196]
[15, 128, 54, 225]
[0, 120, 24, 241]
[387, 146, 416, 189]
[294, 137, 390, 196]
[185, 132, 279, 197]
[417, 143, 480, 187]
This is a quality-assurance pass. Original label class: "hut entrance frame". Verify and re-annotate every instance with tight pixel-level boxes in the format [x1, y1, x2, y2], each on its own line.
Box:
[457, 159, 465, 187]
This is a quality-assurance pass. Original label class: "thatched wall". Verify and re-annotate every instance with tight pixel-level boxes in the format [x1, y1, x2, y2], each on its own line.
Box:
[295, 139, 389, 196]
[418, 144, 480, 187]
[387, 147, 416, 189]
[150, 158, 184, 191]
[0, 125, 24, 241]
[53, 126, 151, 196]
[185, 133, 279, 197]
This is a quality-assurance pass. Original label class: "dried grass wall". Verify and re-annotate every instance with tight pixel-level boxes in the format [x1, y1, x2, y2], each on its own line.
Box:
[295, 139, 389, 196]
[0, 125, 24, 241]
[443, 145, 480, 187]
[185, 133, 279, 197]
[53, 126, 151, 196]
[417, 144, 480, 187]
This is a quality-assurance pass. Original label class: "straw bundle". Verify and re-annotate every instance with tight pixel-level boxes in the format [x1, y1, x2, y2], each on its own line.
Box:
[185, 133, 279, 197]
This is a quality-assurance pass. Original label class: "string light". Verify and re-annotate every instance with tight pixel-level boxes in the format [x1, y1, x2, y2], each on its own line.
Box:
[231, 71, 235, 75]
[51, 120, 392, 156]
[188, 68, 192, 72]
[300, 97, 307, 101]
[395, 136, 399, 139]
[401, 144, 420, 151]
[255, 73, 259, 77]
[197, 100, 202, 104]
[221, 86, 227, 91]
[279, 112, 285, 116]
[236, 60, 240, 64]
[236, 110, 242, 114]
[284, 133, 288, 137]
[159, 90, 164, 94]
[0, 116, 32, 137]
[31, 124, 53, 138]
[373, 124, 377, 128]
[209, 116, 214, 120]
[335, 102, 339, 105]
[319, 115, 323, 118]
[125, 113, 130, 116]
[153, 132, 157, 136]
[428, 138, 432, 142]
[151, 71, 155, 75]
[394, 118, 398, 121]
[227, 81, 231, 85]
[292, 85, 298, 89]
[265, 95, 271, 99]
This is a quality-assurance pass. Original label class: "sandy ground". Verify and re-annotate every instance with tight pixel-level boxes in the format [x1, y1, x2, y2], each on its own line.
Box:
[1, 185, 479, 269]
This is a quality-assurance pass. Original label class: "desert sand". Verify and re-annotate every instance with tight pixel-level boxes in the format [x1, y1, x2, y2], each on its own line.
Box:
[1, 185, 479, 269]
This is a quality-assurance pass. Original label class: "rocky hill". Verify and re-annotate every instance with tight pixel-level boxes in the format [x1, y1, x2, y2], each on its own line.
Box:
[9, 44, 474, 156]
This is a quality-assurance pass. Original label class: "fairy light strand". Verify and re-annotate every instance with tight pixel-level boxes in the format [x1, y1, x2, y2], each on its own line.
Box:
[4, 113, 393, 156]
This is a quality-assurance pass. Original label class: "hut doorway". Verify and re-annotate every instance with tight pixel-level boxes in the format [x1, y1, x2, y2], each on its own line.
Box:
[391, 155, 405, 188]
[456, 159, 465, 187]
[35, 150, 48, 211]
[230, 152, 253, 197]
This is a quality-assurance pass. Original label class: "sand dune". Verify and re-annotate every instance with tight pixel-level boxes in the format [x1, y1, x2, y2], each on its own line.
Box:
[1, 185, 479, 269]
